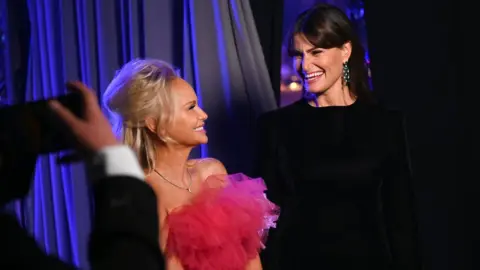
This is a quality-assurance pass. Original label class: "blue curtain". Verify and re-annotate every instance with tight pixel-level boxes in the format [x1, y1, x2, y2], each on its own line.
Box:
[183, 0, 277, 172]
[11, 0, 276, 268]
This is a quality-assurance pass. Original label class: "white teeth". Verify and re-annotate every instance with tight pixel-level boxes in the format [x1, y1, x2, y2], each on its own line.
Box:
[194, 126, 204, 131]
[306, 72, 323, 79]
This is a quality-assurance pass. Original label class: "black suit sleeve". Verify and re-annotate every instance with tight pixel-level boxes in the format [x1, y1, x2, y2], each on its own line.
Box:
[89, 176, 164, 270]
[381, 113, 422, 270]
[256, 113, 284, 206]
[0, 213, 77, 270]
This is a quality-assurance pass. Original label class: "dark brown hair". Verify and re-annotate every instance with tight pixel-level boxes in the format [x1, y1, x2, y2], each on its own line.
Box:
[287, 4, 373, 103]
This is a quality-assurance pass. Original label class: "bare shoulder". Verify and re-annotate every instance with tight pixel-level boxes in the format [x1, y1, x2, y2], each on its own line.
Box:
[188, 158, 227, 176]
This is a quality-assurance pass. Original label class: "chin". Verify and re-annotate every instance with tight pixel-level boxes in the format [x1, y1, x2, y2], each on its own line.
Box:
[197, 135, 208, 144]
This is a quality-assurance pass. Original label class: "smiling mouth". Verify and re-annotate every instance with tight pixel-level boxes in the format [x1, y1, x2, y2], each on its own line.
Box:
[305, 71, 324, 82]
[194, 126, 205, 132]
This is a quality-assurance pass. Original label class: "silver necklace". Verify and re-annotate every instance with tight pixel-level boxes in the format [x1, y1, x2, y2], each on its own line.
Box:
[154, 168, 193, 193]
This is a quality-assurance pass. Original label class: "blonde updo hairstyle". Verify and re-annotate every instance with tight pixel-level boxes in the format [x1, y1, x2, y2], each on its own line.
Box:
[103, 59, 178, 173]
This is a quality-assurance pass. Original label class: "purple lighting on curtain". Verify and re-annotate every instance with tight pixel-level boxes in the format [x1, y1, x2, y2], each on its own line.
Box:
[23, 0, 85, 267]
[94, 0, 106, 94]
[229, 0, 243, 40]
[186, 0, 208, 158]
[118, 0, 135, 63]
[211, 0, 232, 111]
[76, 0, 93, 85]
[55, 0, 79, 258]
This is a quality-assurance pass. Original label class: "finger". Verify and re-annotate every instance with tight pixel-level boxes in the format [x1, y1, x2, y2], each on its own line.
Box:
[49, 100, 81, 128]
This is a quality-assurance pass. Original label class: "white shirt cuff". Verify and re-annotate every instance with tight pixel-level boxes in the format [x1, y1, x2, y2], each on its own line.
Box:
[88, 145, 145, 182]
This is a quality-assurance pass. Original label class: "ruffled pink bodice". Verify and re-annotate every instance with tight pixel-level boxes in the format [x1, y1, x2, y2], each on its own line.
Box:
[165, 173, 279, 270]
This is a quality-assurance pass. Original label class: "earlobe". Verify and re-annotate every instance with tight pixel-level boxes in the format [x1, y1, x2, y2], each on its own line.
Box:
[146, 117, 168, 142]
[343, 42, 352, 62]
[145, 117, 157, 134]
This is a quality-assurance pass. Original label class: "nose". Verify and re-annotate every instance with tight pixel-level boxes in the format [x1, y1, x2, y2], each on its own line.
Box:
[301, 55, 312, 73]
[198, 107, 208, 121]
[294, 55, 310, 75]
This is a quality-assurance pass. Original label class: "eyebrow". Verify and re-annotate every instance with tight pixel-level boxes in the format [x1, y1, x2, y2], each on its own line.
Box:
[184, 100, 196, 107]
[294, 47, 320, 54]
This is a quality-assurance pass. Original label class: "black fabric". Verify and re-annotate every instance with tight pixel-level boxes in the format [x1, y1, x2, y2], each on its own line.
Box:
[249, 0, 284, 104]
[3, 0, 30, 104]
[364, 1, 471, 269]
[89, 176, 164, 270]
[257, 100, 421, 270]
[0, 213, 77, 270]
[0, 176, 164, 270]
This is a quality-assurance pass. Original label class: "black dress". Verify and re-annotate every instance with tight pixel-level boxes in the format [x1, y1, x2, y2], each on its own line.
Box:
[257, 99, 421, 270]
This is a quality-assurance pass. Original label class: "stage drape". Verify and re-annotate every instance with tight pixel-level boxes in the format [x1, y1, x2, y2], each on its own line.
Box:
[5, 0, 276, 268]
[365, 1, 469, 269]
[0, 0, 30, 105]
[249, 0, 284, 105]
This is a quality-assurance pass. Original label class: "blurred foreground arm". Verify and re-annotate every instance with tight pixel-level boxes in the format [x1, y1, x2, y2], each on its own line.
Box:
[50, 81, 164, 270]
[87, 145, 163, 270]
[0, 212, 76, 269]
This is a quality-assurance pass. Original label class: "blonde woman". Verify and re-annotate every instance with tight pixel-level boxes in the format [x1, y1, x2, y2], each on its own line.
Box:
[102, 59, 278, 270]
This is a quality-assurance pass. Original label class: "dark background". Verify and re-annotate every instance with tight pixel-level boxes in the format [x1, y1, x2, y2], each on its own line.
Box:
[365, 0, 473, 269]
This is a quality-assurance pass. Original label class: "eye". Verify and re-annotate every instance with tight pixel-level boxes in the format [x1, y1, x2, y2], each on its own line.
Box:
[188, 104, 196, 110]
[311, 50, 323, 56]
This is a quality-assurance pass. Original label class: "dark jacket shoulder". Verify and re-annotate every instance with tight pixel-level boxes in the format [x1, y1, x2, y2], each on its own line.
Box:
[89, 176, 164, 270]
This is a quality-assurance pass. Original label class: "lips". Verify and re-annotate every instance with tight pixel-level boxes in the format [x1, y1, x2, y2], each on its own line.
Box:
[194, 126, 205, 132]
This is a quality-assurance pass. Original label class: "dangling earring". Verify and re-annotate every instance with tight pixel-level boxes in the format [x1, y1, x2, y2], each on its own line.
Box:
[342, 62, 351, 84]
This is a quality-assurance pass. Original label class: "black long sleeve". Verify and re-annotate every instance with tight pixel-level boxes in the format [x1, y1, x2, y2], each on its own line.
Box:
[256, 112, 284, 206]
[89, 176, 164, 270]
[0, 176, 164, 270]
[0, 212, 77, 270]
[381, 113, 422, 270]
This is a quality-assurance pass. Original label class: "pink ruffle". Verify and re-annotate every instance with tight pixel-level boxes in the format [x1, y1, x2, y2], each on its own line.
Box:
[165, 173, 279, 270]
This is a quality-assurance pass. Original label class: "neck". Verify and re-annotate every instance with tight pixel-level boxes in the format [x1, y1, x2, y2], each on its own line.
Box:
[309, 80, 356, 107]
[154, 143, 192, 180]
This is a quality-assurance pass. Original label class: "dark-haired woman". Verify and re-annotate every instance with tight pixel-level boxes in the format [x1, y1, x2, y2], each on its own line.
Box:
[257, 4, 421, 270]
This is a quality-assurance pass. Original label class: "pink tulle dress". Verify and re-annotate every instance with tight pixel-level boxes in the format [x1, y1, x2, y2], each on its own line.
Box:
[165, 173, 279, 270]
